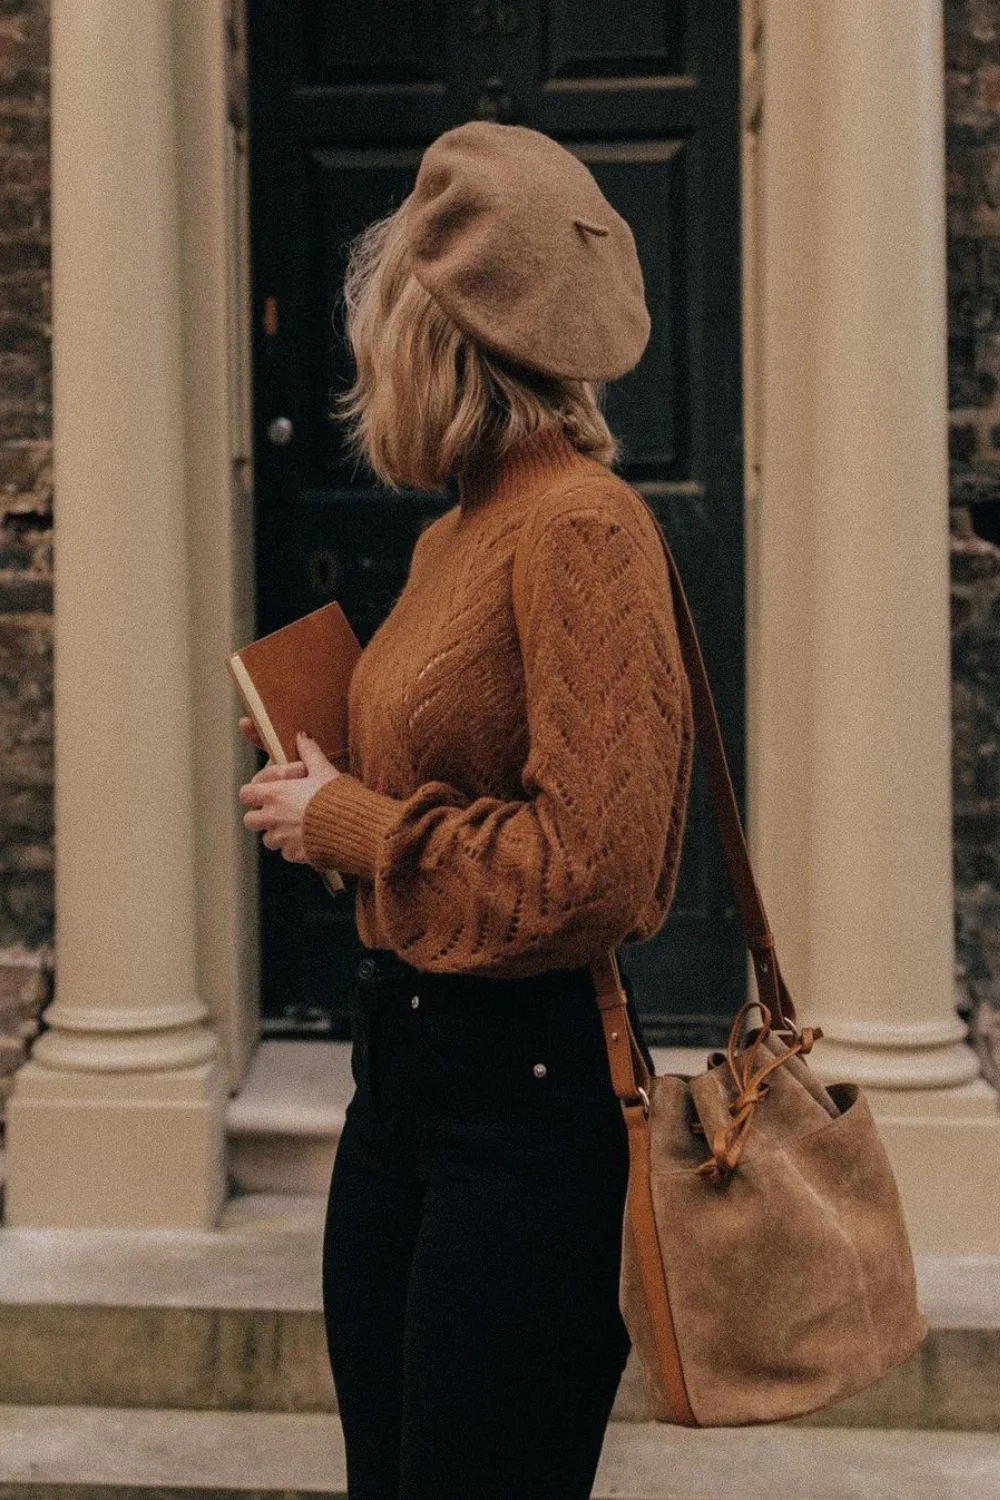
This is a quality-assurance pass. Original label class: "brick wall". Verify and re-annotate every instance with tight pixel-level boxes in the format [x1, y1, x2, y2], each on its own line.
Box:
[0, 0, 50, 1124]
[946, 0, 1000, 1084]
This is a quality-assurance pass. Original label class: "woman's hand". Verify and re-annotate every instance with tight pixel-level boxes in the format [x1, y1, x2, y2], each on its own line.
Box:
[239, 730, 340, 864]
[238, 715, 266, 753]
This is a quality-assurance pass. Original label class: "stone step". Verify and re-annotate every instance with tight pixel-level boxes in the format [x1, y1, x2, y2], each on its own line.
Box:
[225, 1042, 350, 1196]
[0, 1406, 998, 1499]
[0, 1193, 998, 1429]
[0, 1193, 338, 1416]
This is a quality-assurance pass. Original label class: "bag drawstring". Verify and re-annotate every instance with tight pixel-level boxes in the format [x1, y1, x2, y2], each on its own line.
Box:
[690, 1000, 823, 1184]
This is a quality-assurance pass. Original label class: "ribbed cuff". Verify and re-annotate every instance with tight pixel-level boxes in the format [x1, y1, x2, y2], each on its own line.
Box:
[301, 773, 404, 882]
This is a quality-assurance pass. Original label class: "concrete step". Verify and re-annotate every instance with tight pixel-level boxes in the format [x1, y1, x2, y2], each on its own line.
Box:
[0, 1193, 337, 1415]
[0, 1406, 998, 1499]
[0, 1192, 998, 1429]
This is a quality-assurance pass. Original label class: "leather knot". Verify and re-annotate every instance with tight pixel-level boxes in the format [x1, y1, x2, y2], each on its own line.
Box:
[692, 1000, 824, 1185]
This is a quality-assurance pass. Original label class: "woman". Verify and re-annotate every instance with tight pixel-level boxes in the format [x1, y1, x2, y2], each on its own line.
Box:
[238, 120, 695, 1500]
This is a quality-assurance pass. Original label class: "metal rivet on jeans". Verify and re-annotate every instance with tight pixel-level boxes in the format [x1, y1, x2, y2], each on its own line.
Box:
[532, 1062, 547, 1078]
[357, 957, 377, 980]
[410, 994, 420, 1009]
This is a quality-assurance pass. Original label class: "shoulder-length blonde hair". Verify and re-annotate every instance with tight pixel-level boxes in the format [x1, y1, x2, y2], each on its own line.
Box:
[330, 196, 621, 491]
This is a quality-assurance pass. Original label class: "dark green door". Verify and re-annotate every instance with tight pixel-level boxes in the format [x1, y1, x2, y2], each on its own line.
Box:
[247, 0, 745, 1046]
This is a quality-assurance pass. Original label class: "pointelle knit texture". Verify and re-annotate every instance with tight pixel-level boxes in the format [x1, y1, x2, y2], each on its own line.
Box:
[301, 425, 695, 979]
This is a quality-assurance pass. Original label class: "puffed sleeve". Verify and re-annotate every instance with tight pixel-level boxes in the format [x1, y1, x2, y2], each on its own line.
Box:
[301, 499, 693, 976]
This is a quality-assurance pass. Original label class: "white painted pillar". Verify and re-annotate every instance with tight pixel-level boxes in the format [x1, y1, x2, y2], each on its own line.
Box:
[747, 0, 1000, 1252]
[803, 3, 970, 1089]
[4, 0, 228, 1228]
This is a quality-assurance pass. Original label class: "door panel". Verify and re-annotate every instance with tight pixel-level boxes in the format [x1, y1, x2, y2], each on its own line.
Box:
[247, 0, 744, 1045]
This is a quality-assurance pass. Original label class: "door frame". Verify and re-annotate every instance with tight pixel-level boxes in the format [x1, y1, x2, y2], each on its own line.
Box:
[180, 0, 769, 1082]
[177, 0, 956, 1086]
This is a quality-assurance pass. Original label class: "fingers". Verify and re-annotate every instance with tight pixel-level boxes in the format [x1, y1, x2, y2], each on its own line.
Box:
[239, 715, 266, 751]
[250, 817, 304, 858]
[296, 731, 339, 778]
[249, 760, 307, 785]
[240, 780, 281, 827]
[238, 759, 311, 859]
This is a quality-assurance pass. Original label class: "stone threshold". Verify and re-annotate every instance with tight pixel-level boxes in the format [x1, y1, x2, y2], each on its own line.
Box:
[0, 1406, 998, 1499]
[226, 1040, 704, 1133]
[224, 1039, 707, 1195]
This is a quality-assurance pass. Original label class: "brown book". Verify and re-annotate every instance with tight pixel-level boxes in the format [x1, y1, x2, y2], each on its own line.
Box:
[226, 600, 363, 895]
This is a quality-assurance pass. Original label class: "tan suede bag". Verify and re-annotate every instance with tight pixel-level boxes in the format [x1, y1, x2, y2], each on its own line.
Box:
[514, 492, 929, 1428]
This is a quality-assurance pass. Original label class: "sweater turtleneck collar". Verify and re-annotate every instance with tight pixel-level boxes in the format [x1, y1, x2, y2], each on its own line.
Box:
[455, 425, 601, 512]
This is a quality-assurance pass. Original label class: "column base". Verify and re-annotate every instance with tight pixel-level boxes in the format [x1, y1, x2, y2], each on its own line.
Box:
[806, 1022, 980, 1090]
[861, 1079, 1000, 1254]
[3, 1057, 229, 1229]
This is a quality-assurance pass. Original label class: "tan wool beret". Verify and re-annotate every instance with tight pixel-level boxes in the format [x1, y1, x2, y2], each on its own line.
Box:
[405, 121, 650, 383]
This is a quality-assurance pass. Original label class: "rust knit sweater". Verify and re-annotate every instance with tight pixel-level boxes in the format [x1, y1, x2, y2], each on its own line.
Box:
[301, 425, 695, 978]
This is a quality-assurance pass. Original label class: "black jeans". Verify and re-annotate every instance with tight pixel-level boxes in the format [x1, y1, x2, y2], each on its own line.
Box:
[322, 946, 649, 1500]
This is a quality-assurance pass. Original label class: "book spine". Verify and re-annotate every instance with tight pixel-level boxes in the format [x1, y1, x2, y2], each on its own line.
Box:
[227, 652, 346, 896]
[228, 653, 286, 764]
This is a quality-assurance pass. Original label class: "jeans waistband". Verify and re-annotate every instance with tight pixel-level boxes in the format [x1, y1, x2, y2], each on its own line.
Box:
[351, 946, 657, 1077]
[352, 947, 594, 1007]
[354, 948, 420, 988]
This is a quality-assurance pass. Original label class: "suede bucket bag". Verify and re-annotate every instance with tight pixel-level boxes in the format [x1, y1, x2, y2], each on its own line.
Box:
[512, 490, 929, 1428]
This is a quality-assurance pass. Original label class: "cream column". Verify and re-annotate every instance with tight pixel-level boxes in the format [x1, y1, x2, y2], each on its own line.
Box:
[747, 0, 1000, 1252]
[4, 0, 228, 1228]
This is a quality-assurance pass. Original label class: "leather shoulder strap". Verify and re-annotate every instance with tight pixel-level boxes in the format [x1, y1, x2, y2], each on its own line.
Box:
[510, 485, 797, 1042]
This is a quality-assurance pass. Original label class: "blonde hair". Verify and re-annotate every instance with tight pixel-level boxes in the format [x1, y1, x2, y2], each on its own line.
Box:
[329, 197, 621, 491]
